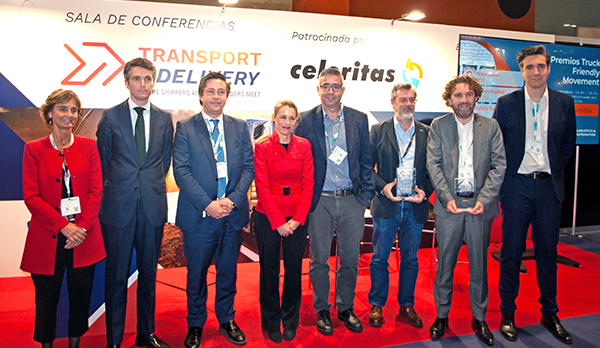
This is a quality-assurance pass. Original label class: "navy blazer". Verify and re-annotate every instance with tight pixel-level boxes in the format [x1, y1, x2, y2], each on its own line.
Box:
[370, 118, 433, 223]
[493, 88, 576, 202]
[295, 105, 375, 211]
[173, 113, 254, 231]
[96, 100, 173, 228]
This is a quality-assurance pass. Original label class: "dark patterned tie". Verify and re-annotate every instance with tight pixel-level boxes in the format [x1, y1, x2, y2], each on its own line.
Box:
[134, 107, 146, 163]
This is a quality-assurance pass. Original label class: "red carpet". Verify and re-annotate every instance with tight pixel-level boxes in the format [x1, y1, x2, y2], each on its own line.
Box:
[2, 241, 599, 347]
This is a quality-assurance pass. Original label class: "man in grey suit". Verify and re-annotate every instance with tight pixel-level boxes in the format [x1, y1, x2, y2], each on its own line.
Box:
[97, 58, 173, 348]
[368, 83, 433, 328]
[426, 75, 506, 346]
[295, 67, 375, 335]
[173, 72, 254, 348]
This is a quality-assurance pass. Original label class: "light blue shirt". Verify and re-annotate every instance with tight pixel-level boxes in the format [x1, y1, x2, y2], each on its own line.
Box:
[393, 117, 416, 170]
[323, 105, 353, 191]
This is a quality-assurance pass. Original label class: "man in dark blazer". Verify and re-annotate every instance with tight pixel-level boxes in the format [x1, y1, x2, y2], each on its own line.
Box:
[173, 72, 254, 348]
[96, 58, 173, 348]
[295, 67, 375, 335]
[367, 83, 433, 328]
[427, 75, 505, 346]
[493, 45, 576, 345]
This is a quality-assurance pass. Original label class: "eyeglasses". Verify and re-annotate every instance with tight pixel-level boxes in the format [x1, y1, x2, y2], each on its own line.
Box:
[55, 106, 79, 115]
[396, 97, 416, 104]
[319, 84, 343, 92]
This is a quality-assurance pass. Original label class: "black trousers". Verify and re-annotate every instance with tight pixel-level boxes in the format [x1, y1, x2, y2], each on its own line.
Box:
[31, 233, 96, 343]
[254, 211, 307, 333]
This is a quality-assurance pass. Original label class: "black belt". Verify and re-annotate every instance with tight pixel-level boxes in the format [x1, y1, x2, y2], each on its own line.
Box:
[322, 188, 354, 197]
[518, 171, 551, 179]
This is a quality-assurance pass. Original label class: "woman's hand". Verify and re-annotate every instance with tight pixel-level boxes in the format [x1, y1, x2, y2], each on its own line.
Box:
[287, 220, 300, 232]
[276, 223, 294, 237]
[60, 222, 87, 248]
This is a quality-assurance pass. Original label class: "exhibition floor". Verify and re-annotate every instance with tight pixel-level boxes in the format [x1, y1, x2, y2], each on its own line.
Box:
[2, 233, 599, 348]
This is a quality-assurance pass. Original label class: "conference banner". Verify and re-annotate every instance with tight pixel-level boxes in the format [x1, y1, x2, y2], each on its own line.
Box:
[0, 0, 551, 279]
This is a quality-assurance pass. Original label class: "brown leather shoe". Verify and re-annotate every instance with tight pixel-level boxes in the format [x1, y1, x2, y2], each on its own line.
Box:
[399, 305, 423, 327]
[368, 305, 384, 327]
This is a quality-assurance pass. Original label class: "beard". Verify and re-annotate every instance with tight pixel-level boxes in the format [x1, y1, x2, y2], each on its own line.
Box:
[451, 102, 474, 120]
[398, 105, 415, 121]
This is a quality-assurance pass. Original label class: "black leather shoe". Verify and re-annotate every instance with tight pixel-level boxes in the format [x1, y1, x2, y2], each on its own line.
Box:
[316, 310, 334, 335]
[135, 334, 170, 348]
[283, 328, 296, 341]
[541, 316, 572, 344]
[429, 317, 448, 339]
[471, 318, 494, 346]
[184, 327, 203, 348]
[500, 314, 517, 341]
[267, 330, 282, 343]
[337, 308, 363, 333]
[218, 320, 247, 345]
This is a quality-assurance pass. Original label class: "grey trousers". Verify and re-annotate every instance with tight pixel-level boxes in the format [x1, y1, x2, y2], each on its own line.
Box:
[434, 212, 492, 321]
[308, 194, 365, 313]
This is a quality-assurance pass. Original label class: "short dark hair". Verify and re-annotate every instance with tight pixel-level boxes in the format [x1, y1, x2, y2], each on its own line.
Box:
[517, 45, 550, 70]
[318, 67, 344, 84]
[123, 58, 156, 82]
[391, 83, 417, 102]
[39, 89, 82, 125]
[198, 72, 231, 105]
[442, 75, 483, 107]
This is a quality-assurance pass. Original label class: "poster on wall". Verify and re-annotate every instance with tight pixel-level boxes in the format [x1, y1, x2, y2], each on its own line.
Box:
[458, 34, 600, 145]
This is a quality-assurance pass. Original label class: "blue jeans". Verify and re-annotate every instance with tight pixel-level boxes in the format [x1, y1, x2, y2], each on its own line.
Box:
[369, 201, 423, 307]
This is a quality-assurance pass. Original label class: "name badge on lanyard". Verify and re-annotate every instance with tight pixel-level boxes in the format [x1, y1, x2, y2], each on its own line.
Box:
[61, 196, 81, 217]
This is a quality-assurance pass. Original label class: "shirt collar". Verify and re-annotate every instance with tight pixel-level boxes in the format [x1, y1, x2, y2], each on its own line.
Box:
[454, 113, 474, 129]
[128, 98, 150, 112]
[524, 86, 549, 105]
[323, 104, 344, 122]
[393, 116, 415, 135]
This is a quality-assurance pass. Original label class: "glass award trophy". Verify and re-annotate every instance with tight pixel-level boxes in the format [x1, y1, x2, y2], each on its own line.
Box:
[454, 177, 476, 210]
[396, 167, 416, 198]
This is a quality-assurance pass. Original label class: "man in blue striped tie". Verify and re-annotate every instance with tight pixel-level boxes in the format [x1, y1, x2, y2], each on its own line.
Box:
[173, 72, 254, 348]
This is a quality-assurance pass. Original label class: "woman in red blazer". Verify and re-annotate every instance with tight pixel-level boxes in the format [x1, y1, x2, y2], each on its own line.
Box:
[20, 89, 106, 348]
[254, 100, 314, 342]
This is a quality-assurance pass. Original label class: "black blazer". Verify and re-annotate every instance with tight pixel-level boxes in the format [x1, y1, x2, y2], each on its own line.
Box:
[295, 105, 375, 211]
[370, 118, 433, 223]
[493, 88, 576, 202]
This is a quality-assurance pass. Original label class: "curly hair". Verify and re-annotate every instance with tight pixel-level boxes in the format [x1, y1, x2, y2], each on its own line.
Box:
[442, 75, 483, 107]
[39, 89, 82, 125]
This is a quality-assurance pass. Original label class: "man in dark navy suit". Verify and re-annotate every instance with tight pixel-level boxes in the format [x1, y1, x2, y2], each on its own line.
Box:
[97, 58, 173, 348]
[295, 67, 375, 335]
[493, 45, 576, 344]
[173, 72, 254, 348]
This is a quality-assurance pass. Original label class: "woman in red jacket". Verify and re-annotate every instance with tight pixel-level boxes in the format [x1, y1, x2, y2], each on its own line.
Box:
[21, 89, 106, 348]
[254, 100, 314, 343]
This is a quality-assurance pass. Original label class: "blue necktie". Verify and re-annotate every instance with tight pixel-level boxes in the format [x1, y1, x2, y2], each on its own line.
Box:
[211, 119, 226, 198]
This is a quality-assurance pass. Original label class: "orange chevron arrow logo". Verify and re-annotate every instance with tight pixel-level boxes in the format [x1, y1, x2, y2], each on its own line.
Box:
[62, 42, 124, 86]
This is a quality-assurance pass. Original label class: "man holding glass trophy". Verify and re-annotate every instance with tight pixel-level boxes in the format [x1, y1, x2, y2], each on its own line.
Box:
[426, 75, 506, 346]
[368, 83, 433, 328]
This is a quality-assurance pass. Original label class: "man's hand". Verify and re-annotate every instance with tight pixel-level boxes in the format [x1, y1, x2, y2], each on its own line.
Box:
[382, 179, 402, 202]
[218, 197, 234, 212]
[446, 200, 461, 214]
[404, 185, 426, 204]
[205, 200, 231, 219]
[467, 201, 484, 215]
